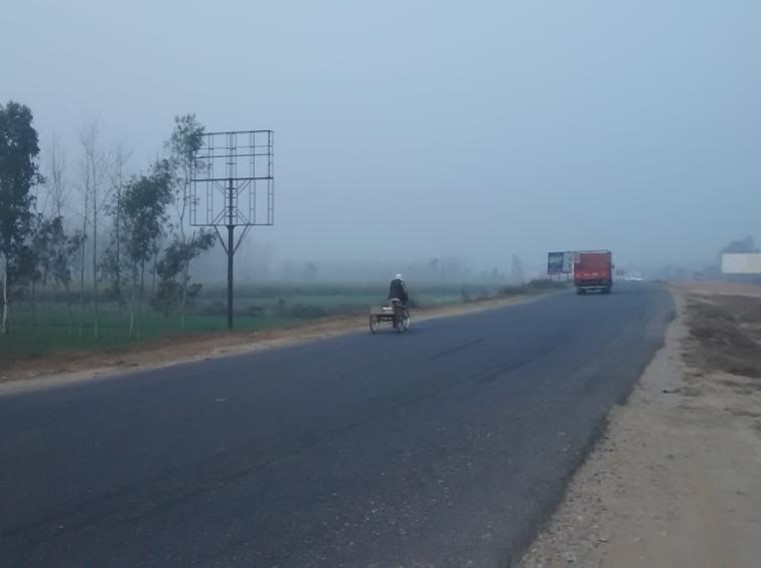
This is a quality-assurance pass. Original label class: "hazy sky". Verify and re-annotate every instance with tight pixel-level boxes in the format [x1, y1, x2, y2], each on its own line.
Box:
[4, 0, 761, 273]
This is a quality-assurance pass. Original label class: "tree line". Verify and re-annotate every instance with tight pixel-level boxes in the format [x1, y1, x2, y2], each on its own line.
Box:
[0, 101, 215, 337]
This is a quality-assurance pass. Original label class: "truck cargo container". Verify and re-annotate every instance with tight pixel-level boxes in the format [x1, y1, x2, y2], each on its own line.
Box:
[574, 250, 613, 294]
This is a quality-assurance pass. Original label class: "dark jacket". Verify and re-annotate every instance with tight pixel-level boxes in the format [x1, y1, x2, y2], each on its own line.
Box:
[388, 278, 408, 303]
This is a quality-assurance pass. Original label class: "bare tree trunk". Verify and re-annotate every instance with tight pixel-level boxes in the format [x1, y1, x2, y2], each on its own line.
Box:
[128, 265, 137, 339]
[109, 145, 130, 323]
[179, 234, 193, 330]
[79, 233, 86, 337]
[1, 258, 7, 334]
[80, 120, 110, 340]
[180, 261, 188, 330]
[170, 122, 204, 332]
[151, 252, 158, 296]
[138, 261, 146, 338]
[79, 163, 90, 337]
[48, 134, 69, 218]
[177, 184, 195, 332]
[31, 280, 37, 334]
[65, 284, 72, 336]
[115, 189, 123, 321]
[93, 202, 99, 339]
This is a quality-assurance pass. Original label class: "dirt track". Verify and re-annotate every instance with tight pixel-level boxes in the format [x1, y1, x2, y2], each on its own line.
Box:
[523, 282, 761, 567]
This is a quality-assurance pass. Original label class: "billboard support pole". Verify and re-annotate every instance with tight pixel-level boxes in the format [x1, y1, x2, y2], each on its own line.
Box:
[191, 130, 275, 331]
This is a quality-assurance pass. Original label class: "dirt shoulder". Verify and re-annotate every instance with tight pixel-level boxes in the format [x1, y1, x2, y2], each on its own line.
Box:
[522, 282, 761, 567]
[0, 293, 547, 393]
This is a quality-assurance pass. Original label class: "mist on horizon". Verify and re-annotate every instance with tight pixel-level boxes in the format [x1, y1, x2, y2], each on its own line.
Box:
[3, 0, 760, 280]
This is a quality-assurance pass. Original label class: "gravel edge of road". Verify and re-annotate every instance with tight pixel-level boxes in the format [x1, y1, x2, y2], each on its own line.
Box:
[520, 283, 761, 567]
[500, 285, 674, 567]
[517, 288, 677, 567]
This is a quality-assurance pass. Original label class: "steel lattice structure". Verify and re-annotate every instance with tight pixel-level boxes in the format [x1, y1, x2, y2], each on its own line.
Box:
[190, 130, 274, 329]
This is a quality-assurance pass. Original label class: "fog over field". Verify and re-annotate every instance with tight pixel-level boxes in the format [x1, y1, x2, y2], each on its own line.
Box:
[4, 0, 761, 280]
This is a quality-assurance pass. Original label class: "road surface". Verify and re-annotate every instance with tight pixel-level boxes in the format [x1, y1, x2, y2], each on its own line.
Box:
[0, 283, 673, 567]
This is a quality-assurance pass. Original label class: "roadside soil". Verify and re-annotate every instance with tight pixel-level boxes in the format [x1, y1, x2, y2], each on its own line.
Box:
[0, 293, 545, 391]
[522, 281, 761, 567]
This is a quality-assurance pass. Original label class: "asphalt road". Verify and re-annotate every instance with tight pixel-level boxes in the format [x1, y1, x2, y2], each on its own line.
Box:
[0, 283, 673, 567]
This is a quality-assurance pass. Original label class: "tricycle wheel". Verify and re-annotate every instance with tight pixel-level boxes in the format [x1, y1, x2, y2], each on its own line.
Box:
[396, 309, 410, 333]
[369, 315, 379, 334]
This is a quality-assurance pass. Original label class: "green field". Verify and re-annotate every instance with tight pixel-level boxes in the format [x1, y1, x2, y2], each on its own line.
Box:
[0, 282, 498, 362]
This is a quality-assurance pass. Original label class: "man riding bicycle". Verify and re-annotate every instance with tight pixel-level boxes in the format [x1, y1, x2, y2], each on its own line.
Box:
[386, 274, 410, 330]
[388, 273, 409, 306]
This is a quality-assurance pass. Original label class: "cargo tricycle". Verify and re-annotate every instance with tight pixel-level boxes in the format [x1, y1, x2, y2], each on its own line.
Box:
[369, 300, 410, 334]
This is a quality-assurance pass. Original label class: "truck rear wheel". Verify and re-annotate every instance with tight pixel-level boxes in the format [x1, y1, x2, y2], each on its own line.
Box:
[577, 288, 586, 295]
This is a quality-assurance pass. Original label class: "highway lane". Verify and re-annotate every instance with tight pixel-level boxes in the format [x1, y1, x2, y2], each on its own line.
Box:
[0, 283, 673, 566]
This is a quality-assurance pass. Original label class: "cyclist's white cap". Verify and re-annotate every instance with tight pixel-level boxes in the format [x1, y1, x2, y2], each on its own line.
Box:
[396, 273, 403, 280]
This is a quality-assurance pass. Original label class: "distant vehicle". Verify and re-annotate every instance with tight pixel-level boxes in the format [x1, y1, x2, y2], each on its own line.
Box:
[574, 250, 613, 295]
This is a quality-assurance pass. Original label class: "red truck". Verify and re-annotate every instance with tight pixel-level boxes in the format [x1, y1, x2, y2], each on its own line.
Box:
[573, 250, 613, 295]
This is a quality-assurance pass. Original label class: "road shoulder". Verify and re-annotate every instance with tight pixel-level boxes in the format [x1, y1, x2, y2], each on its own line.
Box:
[522, 283, 761, 567]
[0, 292, 553, 393]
